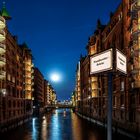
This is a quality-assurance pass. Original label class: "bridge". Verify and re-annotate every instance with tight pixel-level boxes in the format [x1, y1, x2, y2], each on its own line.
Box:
[46, 104, 74, 109]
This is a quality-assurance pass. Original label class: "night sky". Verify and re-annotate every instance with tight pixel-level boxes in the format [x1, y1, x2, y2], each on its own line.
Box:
[5, 0, 121, 100]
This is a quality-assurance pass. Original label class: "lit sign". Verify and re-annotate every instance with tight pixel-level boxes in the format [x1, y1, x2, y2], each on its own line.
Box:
[116, 49, 127, 74]
[90, 49, 113, 74]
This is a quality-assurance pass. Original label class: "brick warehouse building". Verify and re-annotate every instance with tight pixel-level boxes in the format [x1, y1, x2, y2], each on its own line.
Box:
[75, 0, 140, 135]
[33, 67, 44, 114]
[0, 4, 34, 132]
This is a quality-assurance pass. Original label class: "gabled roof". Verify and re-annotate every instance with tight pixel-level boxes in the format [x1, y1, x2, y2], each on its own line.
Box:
[1, 2, 11, 20]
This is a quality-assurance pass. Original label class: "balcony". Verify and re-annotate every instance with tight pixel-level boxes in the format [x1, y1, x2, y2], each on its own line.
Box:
[0, 43, 6, 53]
[25, 62, 31, 67]
[25, 75, 31, 80]
[26, 82, 31, 86]
[0, 56, 5, 66]
[26, 69, 31, 74]
[25, 89, 31, 93]
[0, 30, 5, 42]
[0, 16, 5, 29]
[0, 70, 6, 79]
[132, 1, 140, 11]
[31, 69, 34, 73]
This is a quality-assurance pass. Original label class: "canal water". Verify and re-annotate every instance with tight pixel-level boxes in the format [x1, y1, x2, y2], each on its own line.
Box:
[0, 109, 134, 140]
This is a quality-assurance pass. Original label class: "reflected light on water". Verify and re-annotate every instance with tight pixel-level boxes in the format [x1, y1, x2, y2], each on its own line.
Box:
[50, 110, 61, 140]
[32, 118, 38, 140]
[42, 115, 47, 140]
[0, 109, 131, 140]
[63, 110, 66, 117]
[54, 109, 58, 116]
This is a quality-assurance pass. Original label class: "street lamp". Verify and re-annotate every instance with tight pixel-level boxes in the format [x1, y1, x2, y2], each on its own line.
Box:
[1, 89, 6, 96]
[88, 95, 91, 119]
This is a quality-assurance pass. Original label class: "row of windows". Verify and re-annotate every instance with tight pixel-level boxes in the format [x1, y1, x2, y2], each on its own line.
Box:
[8, 100, 24, 108]
[2, 110, 25, 119]
[7, 86, 24, 98]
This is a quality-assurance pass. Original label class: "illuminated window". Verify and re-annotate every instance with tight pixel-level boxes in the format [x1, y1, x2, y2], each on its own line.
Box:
[138, 0, 140, 6]
[121, 81, 124, 91]
[16, 55, 19, 61]
[12, 77, 15, 83]
[131, 82, 134, 88]
[7, 74, 10, 81]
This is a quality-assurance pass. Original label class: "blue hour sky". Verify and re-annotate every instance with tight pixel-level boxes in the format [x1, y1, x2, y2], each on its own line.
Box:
[5, 0, 121, 100]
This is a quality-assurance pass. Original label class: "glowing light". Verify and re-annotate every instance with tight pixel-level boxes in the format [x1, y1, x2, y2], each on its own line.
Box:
[50, 72, 61, 82]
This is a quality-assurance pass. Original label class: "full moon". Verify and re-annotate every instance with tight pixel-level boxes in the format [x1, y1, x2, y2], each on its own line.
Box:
[50, 73, 61, 82]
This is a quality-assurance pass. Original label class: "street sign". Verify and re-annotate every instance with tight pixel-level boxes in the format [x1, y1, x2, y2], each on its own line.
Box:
[90, 49, 112, 74]
[90, 48, 127, 140]
[116, 49, 127, 74]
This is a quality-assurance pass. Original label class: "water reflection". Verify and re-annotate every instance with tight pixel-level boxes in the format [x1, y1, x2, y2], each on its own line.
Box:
[0, 109, 133, 140]
[50, 109, 61, 140]
[32, 118, 37, 140]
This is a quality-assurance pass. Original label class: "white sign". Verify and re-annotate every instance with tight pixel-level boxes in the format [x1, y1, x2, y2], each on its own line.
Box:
[90, 49, 113, 74]
[116, 49, 127, 74]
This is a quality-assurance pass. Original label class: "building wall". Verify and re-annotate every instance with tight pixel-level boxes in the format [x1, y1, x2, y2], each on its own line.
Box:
[33, 67, 44, 113]
[75, 62, 81, 111]
[21, 44, 34, 116]
[80, 56, 90, 116]
[44, 80, 48, 107]
[77, 0, 140, 134]
[0, 24, 33, 130]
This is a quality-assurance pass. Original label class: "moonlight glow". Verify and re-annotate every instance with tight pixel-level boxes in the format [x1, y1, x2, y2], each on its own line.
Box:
[50, 73, 61, 82]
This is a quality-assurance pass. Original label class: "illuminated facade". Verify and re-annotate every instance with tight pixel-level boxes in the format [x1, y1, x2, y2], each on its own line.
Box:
[48, 84, 57, 105]
[0, 4, 34, 132]
[75, 0, 140, 135]
[33, 67, 44, 114]
[71, 91, 76, 107]
[21, 44, 34, 116]
[44, 80, 57, 106]
[75, 62, 81, 111]
[44, 80, 48, 107]
[52, 90, 57, 105]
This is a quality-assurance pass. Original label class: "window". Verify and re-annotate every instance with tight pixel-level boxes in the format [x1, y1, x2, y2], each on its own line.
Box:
[13, 101, 16, 107]
[12, 87, 16, 97]
[8, 100, 11, 108]
[113, 96, 117, 106]
[121, 111, 124, 120]
[113, 83, 116, 91]
[121, 81, 124, 91]
[12, 77, 15, 83]
[120, 95, 124, 105]
[9, 111, 11, 117]
[7, 85, 11, 96]
[7, 74, 11, 81]
[131, 82, 134, 88]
